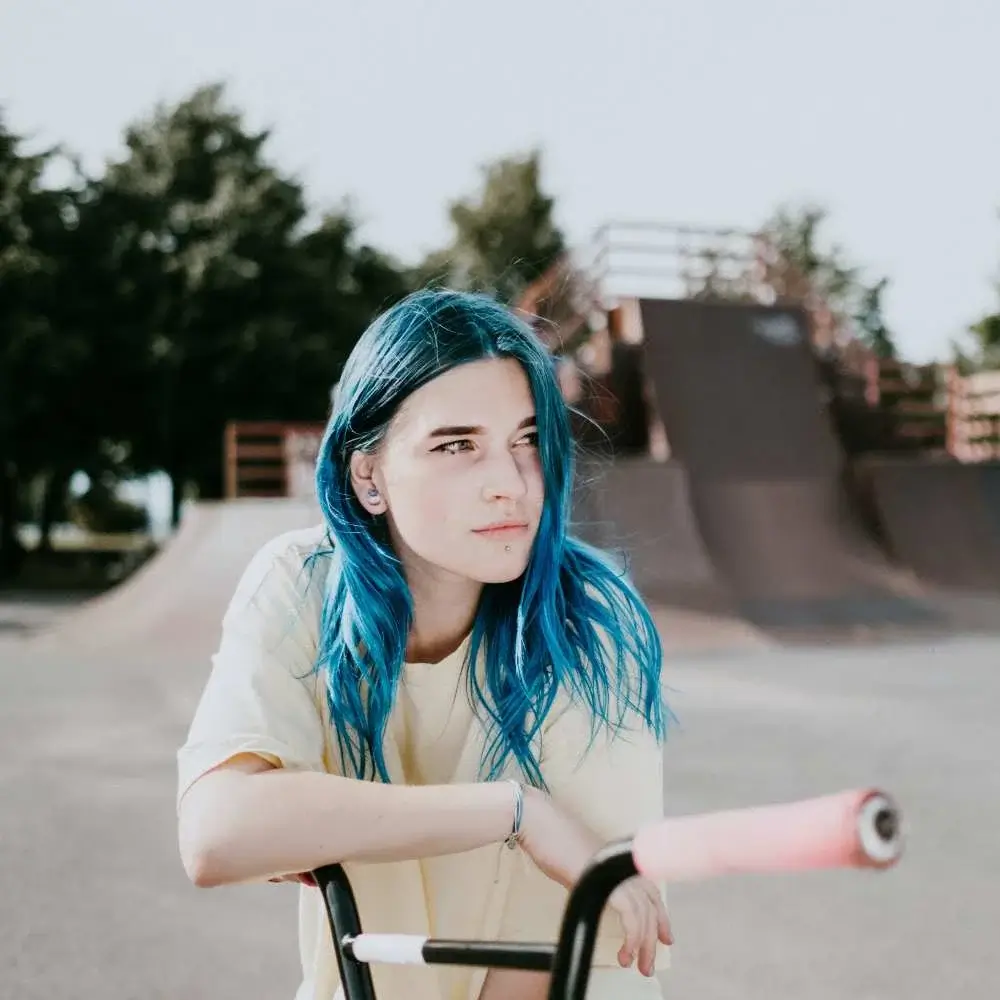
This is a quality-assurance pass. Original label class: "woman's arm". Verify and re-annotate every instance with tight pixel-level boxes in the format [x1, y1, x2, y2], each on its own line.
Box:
[490, 647, 673, 980]
[178, 753, 517, 888]
[177, 541, 517, 887]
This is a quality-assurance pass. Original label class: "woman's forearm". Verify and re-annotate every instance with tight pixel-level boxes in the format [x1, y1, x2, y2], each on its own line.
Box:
[179, 762, 515, 887]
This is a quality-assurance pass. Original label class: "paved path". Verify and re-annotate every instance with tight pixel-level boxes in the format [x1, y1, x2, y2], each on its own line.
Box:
[1, 618, 996, 999]
[653, 637, 998, 999]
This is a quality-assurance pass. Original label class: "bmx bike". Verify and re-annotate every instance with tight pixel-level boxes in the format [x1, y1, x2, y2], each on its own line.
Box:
[312, 787, 904, 1000]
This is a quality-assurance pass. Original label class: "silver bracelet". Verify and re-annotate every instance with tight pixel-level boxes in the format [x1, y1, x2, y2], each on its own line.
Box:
[504, 779, 524, 849]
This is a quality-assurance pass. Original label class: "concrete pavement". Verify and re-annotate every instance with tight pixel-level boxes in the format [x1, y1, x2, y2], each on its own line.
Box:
[2, 622, 996, 999]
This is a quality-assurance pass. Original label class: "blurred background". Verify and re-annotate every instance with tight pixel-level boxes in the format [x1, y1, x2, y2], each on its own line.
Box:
[1, 3, 998, 999]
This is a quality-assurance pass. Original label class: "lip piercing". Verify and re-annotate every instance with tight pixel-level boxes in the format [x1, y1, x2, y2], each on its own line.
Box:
[504, 544, 511, 552]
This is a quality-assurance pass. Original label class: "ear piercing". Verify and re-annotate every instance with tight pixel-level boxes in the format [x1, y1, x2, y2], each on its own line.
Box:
[366, 487, 381, 506]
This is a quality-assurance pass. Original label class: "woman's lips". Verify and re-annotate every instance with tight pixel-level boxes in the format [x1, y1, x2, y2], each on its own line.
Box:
[472, 523, 529, 538]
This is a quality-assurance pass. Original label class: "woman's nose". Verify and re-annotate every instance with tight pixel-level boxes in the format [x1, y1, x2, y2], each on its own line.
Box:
[481, 451, 528, 502]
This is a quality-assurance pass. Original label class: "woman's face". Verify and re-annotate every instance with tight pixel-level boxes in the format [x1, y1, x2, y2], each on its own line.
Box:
[350, 357, 545, 585]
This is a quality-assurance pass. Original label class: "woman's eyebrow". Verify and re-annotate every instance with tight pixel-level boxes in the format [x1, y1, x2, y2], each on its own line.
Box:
[427, 415, 536, 438]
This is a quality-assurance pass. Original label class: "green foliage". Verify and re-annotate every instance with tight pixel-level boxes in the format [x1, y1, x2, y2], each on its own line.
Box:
[414, 149, 565, 305]
[760, 203, 898, 358]
[762, 203, 861, 308]
[0, 85, 412, 574]
[853, 276, 897, 360]
[971, 313, 1000, 349]
[0, 112, 77, 571]
[1, 86, 569, 578]
[953, 313, 1000, 373]
[960, 212, 1000, 371]
[95, 84, 333, 502]
[680, 203, 900, 360]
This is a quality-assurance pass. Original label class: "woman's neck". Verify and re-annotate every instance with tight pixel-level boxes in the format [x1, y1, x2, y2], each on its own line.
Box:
[404, 568, 482, 664]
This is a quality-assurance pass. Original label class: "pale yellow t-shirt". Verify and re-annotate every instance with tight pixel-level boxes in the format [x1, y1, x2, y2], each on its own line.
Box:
[176, 526, 668, 1000]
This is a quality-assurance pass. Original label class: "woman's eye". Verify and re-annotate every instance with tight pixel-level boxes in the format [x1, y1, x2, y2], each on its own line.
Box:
[436, 439, 473, 455]
[434, 432, 537, 455]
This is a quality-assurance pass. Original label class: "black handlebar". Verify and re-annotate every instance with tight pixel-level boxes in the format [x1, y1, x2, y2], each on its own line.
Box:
[313, 836, 638, 1000]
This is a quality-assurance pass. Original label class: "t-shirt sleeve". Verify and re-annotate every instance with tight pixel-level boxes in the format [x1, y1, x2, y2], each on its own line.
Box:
[498, 637, 669, 970]
[539, 686, 664, 842]
[176, 537, 329, 811]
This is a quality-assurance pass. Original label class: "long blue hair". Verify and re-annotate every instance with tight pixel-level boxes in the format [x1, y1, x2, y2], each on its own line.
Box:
[310, 288, 670, 788]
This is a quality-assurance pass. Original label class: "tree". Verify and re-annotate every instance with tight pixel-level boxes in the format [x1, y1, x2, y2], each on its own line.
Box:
[96, 84, 407, 521]
[93, 84, 310, 518]
[853, 276, 897, 360]
[0, 81, 411, 574]
[756, 204, 860, 311]
[959, 215, 1000, 371]
[415, 150, 565, 305]
[26, 159, 161, 550]
[753, 203, 899, 358]
[0, 112, 82, 574]
[278, 208, 411, 404]
[954, 312, 1000, 373]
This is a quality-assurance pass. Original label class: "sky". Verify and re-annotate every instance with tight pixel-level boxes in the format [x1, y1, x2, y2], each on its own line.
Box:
[1, 0, 998, 363]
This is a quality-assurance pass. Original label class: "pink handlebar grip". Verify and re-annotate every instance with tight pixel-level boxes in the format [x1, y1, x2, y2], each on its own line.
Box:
[631, 788, 903, 883]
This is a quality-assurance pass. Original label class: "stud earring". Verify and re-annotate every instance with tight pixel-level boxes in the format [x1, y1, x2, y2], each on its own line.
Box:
[366, 487, 381, 505]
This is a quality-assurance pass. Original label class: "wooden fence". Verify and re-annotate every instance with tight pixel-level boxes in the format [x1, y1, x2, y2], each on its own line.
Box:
[223, 421, 326, 499]
[851, 359, 1000, 461]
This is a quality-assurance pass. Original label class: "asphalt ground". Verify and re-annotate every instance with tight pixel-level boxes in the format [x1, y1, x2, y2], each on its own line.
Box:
[1, 603, 995, 1000]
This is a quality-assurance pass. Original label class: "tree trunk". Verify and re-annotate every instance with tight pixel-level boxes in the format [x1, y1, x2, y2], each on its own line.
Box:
[0, 461, 26, 580]
[167, 466, 185, 528]
[37, 467, 69, 553]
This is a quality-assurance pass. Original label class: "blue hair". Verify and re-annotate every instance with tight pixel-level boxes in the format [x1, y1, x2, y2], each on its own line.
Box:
[309, 288, 671, 788]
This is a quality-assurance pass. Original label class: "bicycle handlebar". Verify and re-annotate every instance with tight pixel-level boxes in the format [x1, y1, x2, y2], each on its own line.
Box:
[314, 786, 904, 1000]
[630, 787, 903, 882]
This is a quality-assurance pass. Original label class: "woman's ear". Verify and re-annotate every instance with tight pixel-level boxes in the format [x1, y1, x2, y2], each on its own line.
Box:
[349, 451, 386, 514]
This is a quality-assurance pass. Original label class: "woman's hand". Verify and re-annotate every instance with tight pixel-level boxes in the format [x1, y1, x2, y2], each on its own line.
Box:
[606, 875, 673, 976]
[518, 787, 673, 977]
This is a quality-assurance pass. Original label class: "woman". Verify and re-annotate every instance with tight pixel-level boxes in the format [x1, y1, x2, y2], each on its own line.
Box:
[176, 289, 674, 1000]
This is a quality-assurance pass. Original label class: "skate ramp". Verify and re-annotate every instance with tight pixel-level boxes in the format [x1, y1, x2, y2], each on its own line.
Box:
[861, 456, 1000, 591]
[690, 477, 934, 629]
[640, 302, 841, 481]
[633, 298, 941, 631]
[572, 457, 772, 650]
[37, 498, 322, 658]
[574, 458, 718, 598]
